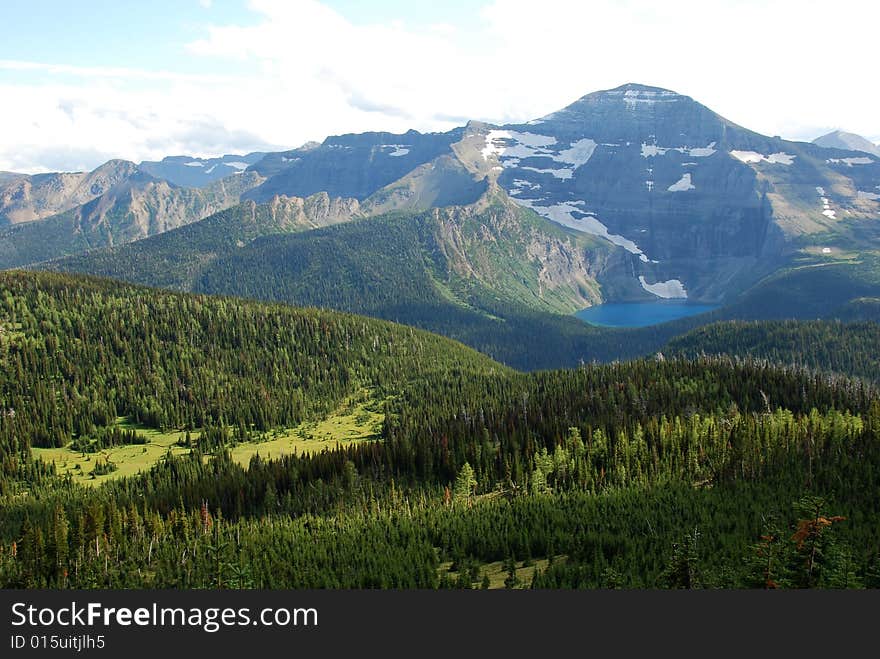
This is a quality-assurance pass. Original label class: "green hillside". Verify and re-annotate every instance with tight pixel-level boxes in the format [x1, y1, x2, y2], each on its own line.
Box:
[1, 272, 879, 589]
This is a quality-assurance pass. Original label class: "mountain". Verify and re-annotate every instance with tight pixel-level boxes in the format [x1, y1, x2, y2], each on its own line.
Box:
[0, 159, 138, 226]
[41, 83, 880, 369]
[138, 152, 267, 188]
[235, 83, 880, 305]
[194, 192, 619, 314]
[814, 130, 880, 158]
[245, 129, 465, 201]
[11, 85, 880, 302]
[479, 84, 880, 302]
[0, 172, 26, 185]
[0, 170, 263, 269]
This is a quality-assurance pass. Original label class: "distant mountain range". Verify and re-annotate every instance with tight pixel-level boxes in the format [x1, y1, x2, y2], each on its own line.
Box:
[138, 152, 267, 188]
[0, 160, 138, 225]
[0, 169, 263, 269]
[813, 130, 880, 157]
[3, 82, 880, 368]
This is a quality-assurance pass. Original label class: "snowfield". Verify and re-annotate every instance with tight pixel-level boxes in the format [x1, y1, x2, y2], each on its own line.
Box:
[668, 173, 695, 192]
[731, 151, 796, 165]
[827, 157, 874, 166]
[482, 131, 597, 172]
[638, 276, 688, 299]
[382, 145, 410, 157]
[514, 198, 650, 262]
[641, 142, 716, 158]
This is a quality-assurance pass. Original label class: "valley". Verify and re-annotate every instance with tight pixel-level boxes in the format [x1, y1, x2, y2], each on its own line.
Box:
[2, 81, 879, 591]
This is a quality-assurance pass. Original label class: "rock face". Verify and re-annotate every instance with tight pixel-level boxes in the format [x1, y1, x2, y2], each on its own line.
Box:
[261, 192, 362, 231]
[64, 171, 265, 244]
[0, 160, 138, 225]
[138, 152, 267, 188]
[814, 131, 880, 158]
[423, 196, 611, 313]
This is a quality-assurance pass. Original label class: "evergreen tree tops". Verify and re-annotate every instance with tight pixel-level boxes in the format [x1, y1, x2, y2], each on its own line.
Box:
[0, 270, 507, 453]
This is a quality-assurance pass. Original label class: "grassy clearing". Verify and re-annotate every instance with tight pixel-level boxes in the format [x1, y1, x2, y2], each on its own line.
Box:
[229, 397, 383, 466]
[32, 422, 189, 487]
[33, 395, 384, 486]
[438, 556, 565, 589]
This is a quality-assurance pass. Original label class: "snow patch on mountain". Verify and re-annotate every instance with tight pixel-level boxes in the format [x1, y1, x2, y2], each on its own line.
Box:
[514, 198, 649, 262]
[641, 143, 668, 158]
[641, 142, 716, 158]
[482, 131, 596, 172]
[183, 161, 204, 168]
[482, 130, 556, 160]
[225, 162, 250, 170]
[827, 157, 874, 166]
[731, 151, 796, 165]
[638, 276, 688, 299]
[521, 166, 573, 180]
[688, 143, 717, 157]
[382, 145, 410, 157]
[556, 139, 598, 167]
[668, 173, 695, 192]
[819, 192, 836, 219]
[620, 89, 680, 110]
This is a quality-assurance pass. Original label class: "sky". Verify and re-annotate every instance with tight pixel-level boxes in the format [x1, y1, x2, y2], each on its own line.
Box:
[1, 0, 878, 173]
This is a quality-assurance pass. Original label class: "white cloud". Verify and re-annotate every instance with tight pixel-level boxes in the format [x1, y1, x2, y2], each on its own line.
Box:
[0, 0, 877, 173]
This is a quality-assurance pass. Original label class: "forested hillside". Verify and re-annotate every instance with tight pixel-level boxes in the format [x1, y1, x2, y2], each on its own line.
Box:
[1, 272, 879, 589]
[666, 320, 880, 382]
[0, 270, 504, 456]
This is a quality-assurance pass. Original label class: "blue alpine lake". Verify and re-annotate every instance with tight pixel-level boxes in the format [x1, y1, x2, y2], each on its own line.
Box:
[575, 302, 719, 328]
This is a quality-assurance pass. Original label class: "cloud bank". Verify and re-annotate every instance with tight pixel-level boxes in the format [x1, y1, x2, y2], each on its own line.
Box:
[0, 0, 877, 172]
